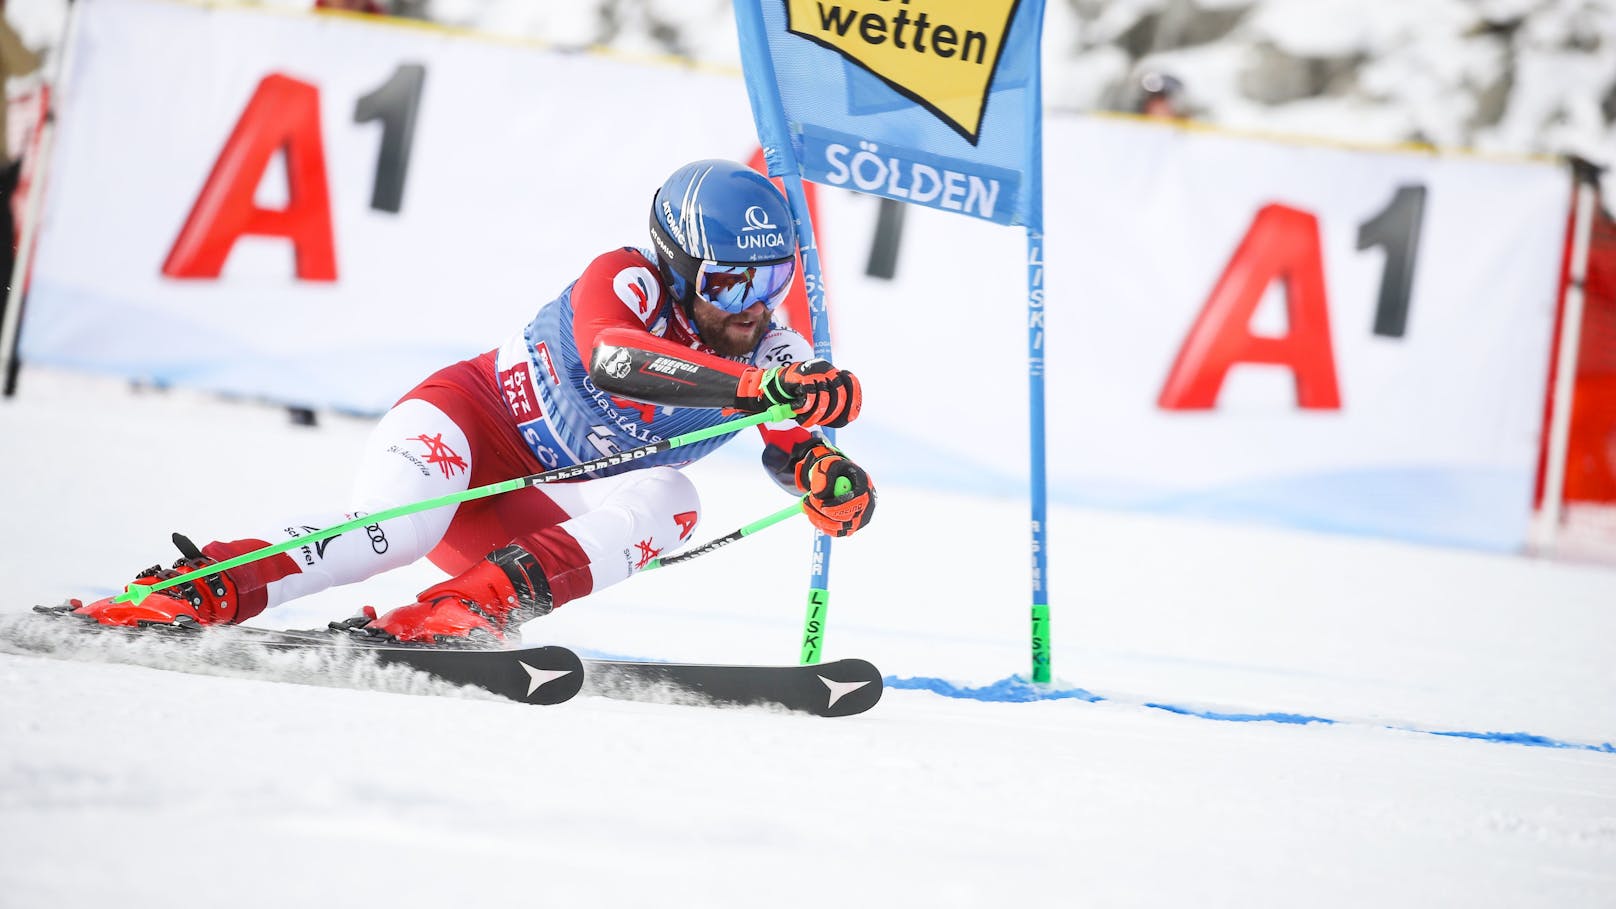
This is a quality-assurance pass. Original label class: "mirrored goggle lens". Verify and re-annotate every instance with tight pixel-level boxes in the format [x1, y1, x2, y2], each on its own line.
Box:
[696, 260, 796, 314]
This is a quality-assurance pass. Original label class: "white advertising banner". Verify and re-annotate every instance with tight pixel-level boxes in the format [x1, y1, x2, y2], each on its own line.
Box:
[22, 0, 763, 410]
[825, 117, 1569, 552]
[22, 0, 1569, 551]
[1046, 119, 1567, 550]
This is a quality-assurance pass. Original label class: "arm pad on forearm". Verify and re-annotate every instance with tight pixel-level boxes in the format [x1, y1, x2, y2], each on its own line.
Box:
[589, 340, 749, 410]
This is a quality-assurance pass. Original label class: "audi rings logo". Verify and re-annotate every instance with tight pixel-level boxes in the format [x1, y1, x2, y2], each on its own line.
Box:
[351, 512, 390, 555]
[742, 205, 778, 231]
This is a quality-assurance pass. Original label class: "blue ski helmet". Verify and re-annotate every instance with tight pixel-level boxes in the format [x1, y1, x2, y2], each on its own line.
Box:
[649, 160, 797, 314]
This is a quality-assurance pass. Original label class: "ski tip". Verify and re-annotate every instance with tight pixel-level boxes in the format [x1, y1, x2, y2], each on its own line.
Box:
[510, 646, 586, 705]
[813, 658, 883, 717]
[577, 655, 884, 717]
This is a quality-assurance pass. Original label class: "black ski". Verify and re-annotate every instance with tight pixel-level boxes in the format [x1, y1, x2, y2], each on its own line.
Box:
[18, 609, 584, 707]
[234, 629, 883, 716]
[240, 626, 586, 706]
[582, 657, 884, 717]
[16, 608, 883, 716]
[229, 626, 883, 715]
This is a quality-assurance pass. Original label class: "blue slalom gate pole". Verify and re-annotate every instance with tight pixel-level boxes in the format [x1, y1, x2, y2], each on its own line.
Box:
[1023, 2, 1051, 683]
[1027, 229, 1050, 683]
[732, 0, 838, 665]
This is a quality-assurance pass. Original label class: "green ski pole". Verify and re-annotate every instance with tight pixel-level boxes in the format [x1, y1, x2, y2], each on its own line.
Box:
[798, 475, 851, 665]
[112, 403, 797, 606]
[640, 497, 806, 572]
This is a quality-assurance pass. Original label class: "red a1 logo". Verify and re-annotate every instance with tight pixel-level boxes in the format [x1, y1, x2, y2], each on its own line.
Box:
[1158, 203, 1342, 410]
[1158, 187, 1426, 411]
[163, 74, 336, 281]
[162, 65, 424, 282]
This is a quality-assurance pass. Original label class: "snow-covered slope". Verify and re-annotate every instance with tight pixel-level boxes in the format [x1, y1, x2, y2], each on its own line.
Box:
[0, 3, 1611, 902]
[2, 368, 1612, 907]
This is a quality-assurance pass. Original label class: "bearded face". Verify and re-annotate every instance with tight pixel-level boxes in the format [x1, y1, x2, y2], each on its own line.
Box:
[689, 297, 769, 357]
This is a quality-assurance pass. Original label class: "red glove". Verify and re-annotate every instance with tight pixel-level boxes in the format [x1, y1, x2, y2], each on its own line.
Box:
[736, 359, 862, 429]
[793, 441, 875, 537]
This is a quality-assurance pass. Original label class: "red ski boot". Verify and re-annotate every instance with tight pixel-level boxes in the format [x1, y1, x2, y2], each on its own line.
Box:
[67, 534, 245, 628]
[339, 544, 553, 647]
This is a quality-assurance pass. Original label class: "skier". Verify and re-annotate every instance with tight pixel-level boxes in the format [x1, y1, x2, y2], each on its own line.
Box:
[69, 160, 876, 644]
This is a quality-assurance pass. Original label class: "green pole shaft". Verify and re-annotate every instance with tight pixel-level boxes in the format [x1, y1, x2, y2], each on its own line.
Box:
[798, 475, 850, 665]
[799, 587, 828, 665]
[1031, 603, 1051, 683]
[641, 497, 805, 572]
[113, 404, 796, 605]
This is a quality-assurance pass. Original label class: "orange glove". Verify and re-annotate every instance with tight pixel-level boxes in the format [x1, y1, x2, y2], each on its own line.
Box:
[736, 359, 862, 429]
[793, 440, 875, 537]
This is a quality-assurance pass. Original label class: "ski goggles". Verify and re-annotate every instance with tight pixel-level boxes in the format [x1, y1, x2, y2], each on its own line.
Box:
[695, 259, 796, 314]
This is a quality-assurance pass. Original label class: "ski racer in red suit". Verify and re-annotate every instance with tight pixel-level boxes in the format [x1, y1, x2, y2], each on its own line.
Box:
[70, 160, 876, 644]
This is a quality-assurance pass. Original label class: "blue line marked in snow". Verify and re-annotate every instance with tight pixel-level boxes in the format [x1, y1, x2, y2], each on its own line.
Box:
[1424, 730, 1616, 752]
[887, 675, 1616, 754]
[1144, 702, 1335, 726]
[885, 675, 1103, 703]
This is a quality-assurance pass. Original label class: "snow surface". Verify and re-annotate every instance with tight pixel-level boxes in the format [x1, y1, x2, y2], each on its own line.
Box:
[2, 368, 1614, 907]
[0, 0, 1608, 901]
